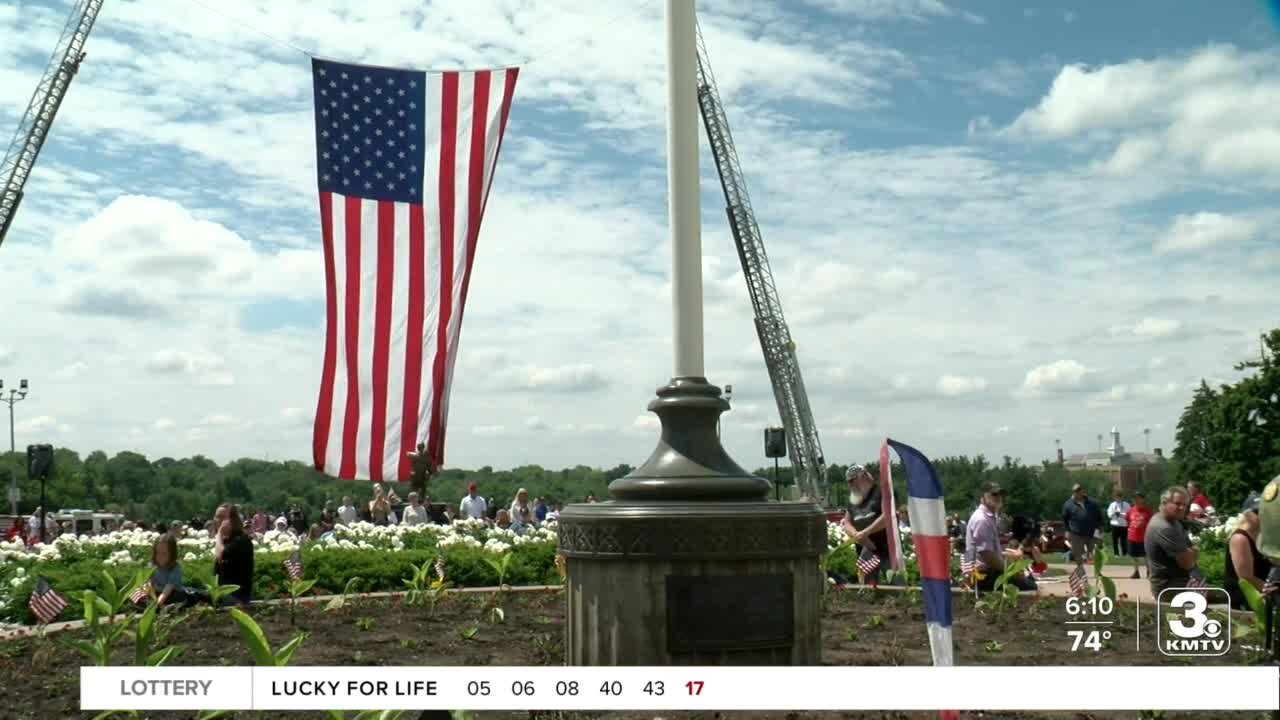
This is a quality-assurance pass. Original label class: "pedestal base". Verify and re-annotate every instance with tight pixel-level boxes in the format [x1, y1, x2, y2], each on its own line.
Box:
[558, 501, 826, 665]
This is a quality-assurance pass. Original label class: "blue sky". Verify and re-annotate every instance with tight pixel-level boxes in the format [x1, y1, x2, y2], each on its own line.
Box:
[0, 0, 1276, 475]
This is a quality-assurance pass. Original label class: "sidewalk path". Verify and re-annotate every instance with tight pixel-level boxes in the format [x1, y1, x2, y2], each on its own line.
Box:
[1037, 561, 1155, 603]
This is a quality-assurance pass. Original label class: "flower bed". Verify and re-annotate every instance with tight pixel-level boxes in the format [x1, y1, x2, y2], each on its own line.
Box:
[0, 519, 560, 625]
[2, 520, 942, 626]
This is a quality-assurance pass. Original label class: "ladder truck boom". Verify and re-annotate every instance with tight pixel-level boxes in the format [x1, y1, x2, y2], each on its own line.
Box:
[0, 0, 105, 248]
[693, 24, 827, 502]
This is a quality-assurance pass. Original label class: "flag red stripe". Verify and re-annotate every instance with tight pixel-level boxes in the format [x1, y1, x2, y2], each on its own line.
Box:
[434, 70, 491, 458]
[368, 200, 396, 482]
[426, 72, 459, 467]
[397, 203, 426, 481]
[879, 440, 899, 569]
[312, 192, 338, 471]
[339, 195, 363, 479]
[914, 535, 952, 581]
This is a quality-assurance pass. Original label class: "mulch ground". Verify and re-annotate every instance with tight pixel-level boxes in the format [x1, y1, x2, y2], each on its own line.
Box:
[0, 586, 1270, 720]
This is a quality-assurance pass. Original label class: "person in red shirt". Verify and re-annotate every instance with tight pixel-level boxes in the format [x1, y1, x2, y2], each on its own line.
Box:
[1125, 492, 1155, 579]
[1187, 482, 1213, 520]
[4, 517, 28, 544]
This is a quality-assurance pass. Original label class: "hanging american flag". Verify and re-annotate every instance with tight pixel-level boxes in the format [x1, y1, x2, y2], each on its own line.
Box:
[856, 548, 882, 577]
[959, 556, 975, 579]
[1068, 564, 1088, 597]
[885, 439, 958, 720]
[28, 578, 67, 625]
[310, 57, 519, 482]
[284, 551, 304, 582]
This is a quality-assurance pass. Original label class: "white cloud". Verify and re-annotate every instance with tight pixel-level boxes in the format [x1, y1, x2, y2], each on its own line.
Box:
[15, 416, 59, 434]
[471, 425, 505, 436]
[1108, 318, 1185, 341]
[152, 418, 177, 431]
[994, 425, 1012, 435]
[936, 375, 988, 396]
[0, 348, 14, 367]
[1087, 382, 1183, 408]
[1155, 212, 1258, 253]
[1001, 45, 1280, 184]
[1015, 360, 1098, 399]
[525, 416, 550, 431]
[198, 415, 237, 427]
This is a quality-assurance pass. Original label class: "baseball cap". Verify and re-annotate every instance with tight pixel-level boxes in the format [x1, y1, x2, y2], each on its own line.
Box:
[467, 482, 477, 491]
[982, 481, 1003, 495]
[1071, 483, 1084, 493]
[845, 464, 868, 482]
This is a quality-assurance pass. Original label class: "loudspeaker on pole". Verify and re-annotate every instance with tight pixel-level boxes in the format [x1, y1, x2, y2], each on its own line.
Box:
[764, 426, 787, 459]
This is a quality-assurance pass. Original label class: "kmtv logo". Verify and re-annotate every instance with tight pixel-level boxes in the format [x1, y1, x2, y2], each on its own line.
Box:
[1157, 588, 1231, 656]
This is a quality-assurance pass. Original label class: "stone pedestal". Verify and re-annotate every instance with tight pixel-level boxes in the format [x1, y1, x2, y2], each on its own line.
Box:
[557, 377, 826, 666]
[559, 501, 825, 665]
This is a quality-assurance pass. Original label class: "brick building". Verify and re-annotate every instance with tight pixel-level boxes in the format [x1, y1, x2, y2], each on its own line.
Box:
[1060, 427, 1167, 491]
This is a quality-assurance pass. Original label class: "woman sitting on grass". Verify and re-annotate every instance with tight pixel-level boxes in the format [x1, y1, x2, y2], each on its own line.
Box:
[138, 534, 190, 608]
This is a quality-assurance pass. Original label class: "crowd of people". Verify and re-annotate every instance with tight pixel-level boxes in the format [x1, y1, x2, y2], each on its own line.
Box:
[837, 465, 1278, 611]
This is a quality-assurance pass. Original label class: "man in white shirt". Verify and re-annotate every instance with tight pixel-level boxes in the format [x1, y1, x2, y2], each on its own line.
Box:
[1106, 489, 1131, 558]
[337, 496, 357, 525]
[460, 483, 487, 520]
[401, 492, 429, 526]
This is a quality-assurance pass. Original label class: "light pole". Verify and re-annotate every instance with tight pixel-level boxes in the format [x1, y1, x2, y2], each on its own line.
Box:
[717, 383, 733, 438]
[2, 378, 30, 515]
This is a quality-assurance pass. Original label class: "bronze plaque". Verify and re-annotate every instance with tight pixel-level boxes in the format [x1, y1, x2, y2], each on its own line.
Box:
[666, 574, 793, 652]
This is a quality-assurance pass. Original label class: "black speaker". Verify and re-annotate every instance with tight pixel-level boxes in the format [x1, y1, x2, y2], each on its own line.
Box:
[27, 443, 54, 481]
[764, 427, 787, 458]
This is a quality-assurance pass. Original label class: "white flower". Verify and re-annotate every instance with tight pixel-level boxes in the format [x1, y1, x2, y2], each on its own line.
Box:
[183, 552, 196, 561]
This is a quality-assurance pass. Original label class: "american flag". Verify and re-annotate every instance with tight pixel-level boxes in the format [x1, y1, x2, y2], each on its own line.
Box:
[959, 555, 975, 579]
[284, 551, 303, 582]
[434, 555, 446, 582]
[857, 549, 882, 577]
[1068, 564, 1088, 597]
[28, 578, 67, 625]
[885, 439, 959, 720]
[129, 581, 151, 605]
[309, 58, 519, 482]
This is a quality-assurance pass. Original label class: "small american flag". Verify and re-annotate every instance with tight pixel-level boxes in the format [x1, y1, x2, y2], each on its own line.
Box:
[959, 556, 975, 577]
[284, 551, 303, 582]
[434, 555, 446, 582]
[1068, 565, 1088, 597]
[129, 582, 151, 605]
[28, 578, 67, 625]
[857, 549, 881, 577]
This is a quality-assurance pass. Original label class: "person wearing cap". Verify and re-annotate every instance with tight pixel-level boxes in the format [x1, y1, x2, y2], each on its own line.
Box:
[1224, 492, 1273, 610]
[460, 483, 488, 521]
[841, 464, 889, 584]
[1144, 486, 1198, 598]
[1124, 492, 1154, 579]
[1062, 483, 1103, 568]
[964, 482, 1037, 593]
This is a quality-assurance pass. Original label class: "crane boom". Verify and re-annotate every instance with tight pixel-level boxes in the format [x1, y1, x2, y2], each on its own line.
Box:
[0, 0, 105, 248]
[693, 24, 827, 501]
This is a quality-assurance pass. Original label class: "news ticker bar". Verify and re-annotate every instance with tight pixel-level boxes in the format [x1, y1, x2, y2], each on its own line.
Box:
[81, 666, 1280, 711]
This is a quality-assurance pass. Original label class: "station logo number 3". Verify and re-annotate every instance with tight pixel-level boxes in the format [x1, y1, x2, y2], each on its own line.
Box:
[1157, 588, 1231, 656]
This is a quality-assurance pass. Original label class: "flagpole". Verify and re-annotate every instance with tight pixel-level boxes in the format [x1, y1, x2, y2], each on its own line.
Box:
[666, 0, 704, 379]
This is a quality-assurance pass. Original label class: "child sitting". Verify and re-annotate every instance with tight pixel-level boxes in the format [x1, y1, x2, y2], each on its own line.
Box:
[139, 534, 190, 608]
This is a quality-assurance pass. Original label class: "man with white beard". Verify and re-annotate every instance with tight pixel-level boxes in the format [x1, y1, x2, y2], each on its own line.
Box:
[841, 464, 889, 584]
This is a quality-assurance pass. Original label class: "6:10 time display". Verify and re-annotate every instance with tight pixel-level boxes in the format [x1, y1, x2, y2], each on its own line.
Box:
[1065, 595, 1114, 616]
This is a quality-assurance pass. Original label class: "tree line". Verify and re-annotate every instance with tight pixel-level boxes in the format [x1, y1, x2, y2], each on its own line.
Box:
[3, 328, 1272, 526]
